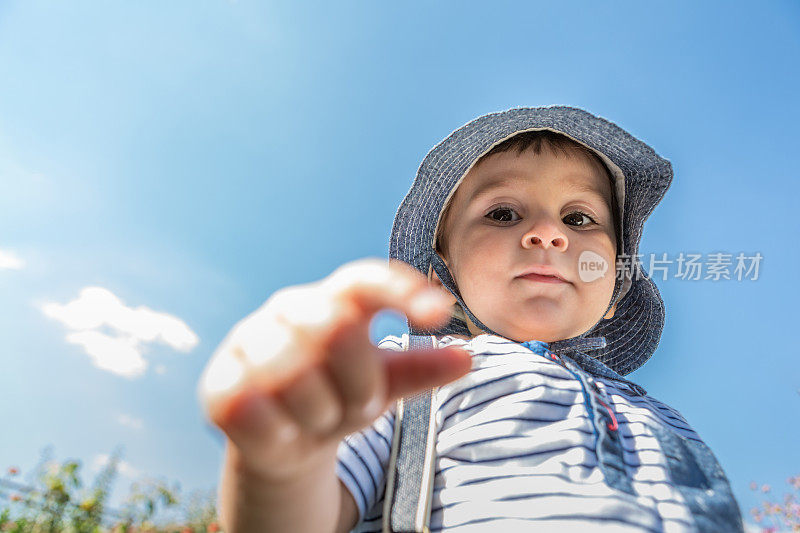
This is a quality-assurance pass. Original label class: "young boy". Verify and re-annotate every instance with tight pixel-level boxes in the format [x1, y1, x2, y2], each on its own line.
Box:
[198, 106, 744, 532]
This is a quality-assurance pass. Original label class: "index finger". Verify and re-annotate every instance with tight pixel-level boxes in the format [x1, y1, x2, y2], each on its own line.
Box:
[321, 258, 454, 329]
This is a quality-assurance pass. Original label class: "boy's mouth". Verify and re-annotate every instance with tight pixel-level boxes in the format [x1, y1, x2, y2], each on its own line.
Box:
[517, 265, 570, 284]
[519, 273, 568, 284]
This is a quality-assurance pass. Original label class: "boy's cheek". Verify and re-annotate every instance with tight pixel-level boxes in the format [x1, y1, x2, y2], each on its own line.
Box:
[575, 249, 614, 284]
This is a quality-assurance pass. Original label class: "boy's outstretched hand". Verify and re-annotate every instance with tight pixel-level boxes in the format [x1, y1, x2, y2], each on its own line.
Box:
[197, 258, 472, 483]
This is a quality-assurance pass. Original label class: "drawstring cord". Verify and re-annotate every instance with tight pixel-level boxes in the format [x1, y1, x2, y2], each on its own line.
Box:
[534, 336, 620, 433]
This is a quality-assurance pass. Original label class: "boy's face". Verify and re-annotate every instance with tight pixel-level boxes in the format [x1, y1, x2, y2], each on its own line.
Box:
[435, 146, 617, 343]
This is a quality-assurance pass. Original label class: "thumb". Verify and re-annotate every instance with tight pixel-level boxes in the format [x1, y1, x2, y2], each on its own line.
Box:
[382, 346, 472, 401]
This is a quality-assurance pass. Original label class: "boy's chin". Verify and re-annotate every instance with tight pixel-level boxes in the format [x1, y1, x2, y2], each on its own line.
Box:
[465, 306, 604, 343]
[491, 320, 594, 344]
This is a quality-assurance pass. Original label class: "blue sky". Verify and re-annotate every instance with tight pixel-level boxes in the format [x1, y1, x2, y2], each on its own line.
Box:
[1, 0, 798, 529]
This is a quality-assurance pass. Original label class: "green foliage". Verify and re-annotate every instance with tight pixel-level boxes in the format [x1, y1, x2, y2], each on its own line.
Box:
[0, 447, 220, 533]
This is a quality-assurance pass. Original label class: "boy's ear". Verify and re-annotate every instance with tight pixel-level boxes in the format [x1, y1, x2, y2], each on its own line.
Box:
[428, 265, 457, 305]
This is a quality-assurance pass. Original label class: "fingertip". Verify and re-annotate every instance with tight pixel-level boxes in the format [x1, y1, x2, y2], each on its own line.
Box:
[442, 346, 473, 372]
[197, 362, 244, 426]
[201, 353, 247, 399]
[425, 346, 473, 389]
[408, 288, 454, 325]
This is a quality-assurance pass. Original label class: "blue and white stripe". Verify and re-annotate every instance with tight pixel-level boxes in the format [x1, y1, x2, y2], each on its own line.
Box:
[336, 334, 701, 532]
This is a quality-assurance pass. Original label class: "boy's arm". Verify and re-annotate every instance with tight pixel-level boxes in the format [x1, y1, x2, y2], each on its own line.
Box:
[200, 259, 471, 532]
[337, 482, 359, 533]
[219, 439, 357, 533]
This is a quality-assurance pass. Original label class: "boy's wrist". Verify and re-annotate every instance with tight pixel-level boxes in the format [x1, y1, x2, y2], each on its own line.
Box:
[221, 440, 342, 533]
[226, 437, 339, 488]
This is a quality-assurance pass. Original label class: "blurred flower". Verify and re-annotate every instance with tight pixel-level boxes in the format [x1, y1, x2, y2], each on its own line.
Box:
[750, 507, 765, 523]
[762, 484, 771, 493]
[79, 498, 97, 512]
[6, 467, 19, 476]
[10, 494, 22, 502]
[751, 481, 759, 491]
[207, 523, 220, 532]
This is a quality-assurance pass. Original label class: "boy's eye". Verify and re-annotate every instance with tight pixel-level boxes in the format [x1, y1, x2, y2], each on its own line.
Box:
[563, 211, 596, 227]
[485, 207, 520, 223]
[485, 207, 597, 226]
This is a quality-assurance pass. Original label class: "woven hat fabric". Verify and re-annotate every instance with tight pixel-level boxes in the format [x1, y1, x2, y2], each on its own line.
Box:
[389, 105, 672, 376]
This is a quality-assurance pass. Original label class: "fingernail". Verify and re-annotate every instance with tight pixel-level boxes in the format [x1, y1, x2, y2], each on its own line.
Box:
[409, 289, 451, 318]
[203, 355, 246, 397]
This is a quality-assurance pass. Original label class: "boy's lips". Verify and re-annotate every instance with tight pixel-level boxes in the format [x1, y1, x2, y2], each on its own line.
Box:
[517, 265, 570, 283]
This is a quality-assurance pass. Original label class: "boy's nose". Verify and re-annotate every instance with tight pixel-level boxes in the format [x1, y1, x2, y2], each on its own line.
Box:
[520, 222, 569, 251]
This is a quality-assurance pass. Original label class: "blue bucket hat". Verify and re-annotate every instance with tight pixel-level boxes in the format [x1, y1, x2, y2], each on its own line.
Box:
[389, 105, 673, 376]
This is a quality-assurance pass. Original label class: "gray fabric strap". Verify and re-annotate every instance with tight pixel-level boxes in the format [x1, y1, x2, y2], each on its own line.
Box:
[383, 334, 437, 533]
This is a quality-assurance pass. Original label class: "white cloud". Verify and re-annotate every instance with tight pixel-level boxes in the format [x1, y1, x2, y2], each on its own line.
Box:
[90, 454, 140, 479]
[41, 287, 199, 378]
[42, 287, 198, 350]
[0, 249, 25, 270]
[65, 330, 148, 378]
[116, 413, 144, 430]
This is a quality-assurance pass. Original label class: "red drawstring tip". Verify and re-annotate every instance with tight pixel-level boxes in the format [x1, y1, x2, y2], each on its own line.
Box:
[605, 405, 619, 431]
[598, 400, 619, 431]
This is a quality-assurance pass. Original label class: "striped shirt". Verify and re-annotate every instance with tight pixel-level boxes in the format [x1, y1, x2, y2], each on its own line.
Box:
[336, 334, 703, 532]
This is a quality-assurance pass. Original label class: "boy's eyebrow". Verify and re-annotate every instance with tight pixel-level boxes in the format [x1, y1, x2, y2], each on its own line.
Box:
[468, 173, 610, 203]
[564, 179, 611, 202]
[467, 175, 521, 202]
